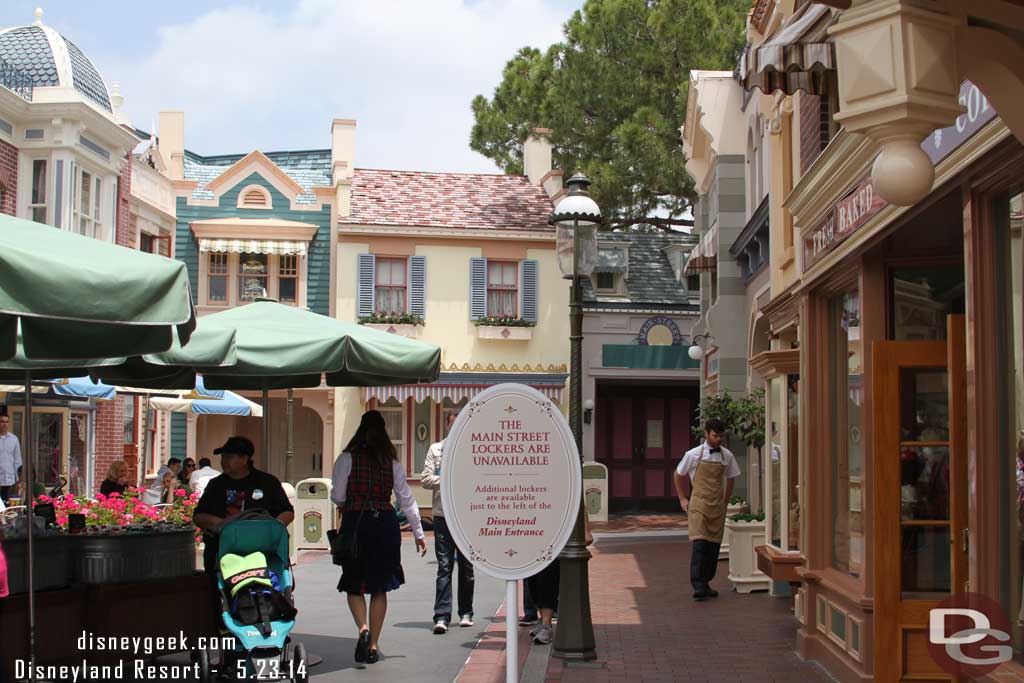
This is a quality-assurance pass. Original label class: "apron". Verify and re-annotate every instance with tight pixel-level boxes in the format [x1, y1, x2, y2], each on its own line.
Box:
[688, 446, 727, 544]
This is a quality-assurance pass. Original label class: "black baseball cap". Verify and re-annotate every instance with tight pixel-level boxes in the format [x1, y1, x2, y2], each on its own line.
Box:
[213, 436, 255, 459]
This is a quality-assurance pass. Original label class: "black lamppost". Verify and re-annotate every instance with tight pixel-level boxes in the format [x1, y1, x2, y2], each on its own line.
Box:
[550, 173, 599, 661]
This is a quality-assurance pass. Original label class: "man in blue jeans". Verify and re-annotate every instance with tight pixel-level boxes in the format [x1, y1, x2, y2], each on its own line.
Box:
[421, 413, 475, 634]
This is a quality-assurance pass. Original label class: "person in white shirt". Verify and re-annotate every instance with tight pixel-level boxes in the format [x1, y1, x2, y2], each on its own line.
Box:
[331, 410, 427, 665]
[0, 415, 22, 504]
[674, 418, 742, 600]
[189, 457, 220, 498]
[421, 412, 475, 634]
[143, 458, 181, 505]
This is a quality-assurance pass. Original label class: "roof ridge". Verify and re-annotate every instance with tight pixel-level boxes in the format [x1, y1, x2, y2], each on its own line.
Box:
[355, 167, 529, 180]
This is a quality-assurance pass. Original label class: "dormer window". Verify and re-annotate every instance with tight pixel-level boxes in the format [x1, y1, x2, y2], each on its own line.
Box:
[593, 245, 628, 296]
[238, 185, 272, 210]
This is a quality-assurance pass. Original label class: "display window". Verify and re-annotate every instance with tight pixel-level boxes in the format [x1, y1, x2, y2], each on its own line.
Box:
[830, 286, 863, 577]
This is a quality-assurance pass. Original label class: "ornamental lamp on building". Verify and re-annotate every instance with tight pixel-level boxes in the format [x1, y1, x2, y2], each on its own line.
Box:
[551, 173, 601, 279]
[688, 333, 713, 361]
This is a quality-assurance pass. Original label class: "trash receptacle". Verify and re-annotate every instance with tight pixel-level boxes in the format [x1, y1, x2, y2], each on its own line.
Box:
[295, 478, 333, 550]
[582, 462, 608, 522]
[282, 482, 297, 562]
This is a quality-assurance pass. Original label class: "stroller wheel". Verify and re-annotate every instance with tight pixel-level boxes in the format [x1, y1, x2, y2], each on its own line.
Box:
[292, 642, 309, 683]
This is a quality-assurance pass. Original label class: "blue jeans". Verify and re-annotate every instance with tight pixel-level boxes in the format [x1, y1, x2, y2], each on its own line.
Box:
[522, 578, 538, 620]
[433, 517, 474, 621]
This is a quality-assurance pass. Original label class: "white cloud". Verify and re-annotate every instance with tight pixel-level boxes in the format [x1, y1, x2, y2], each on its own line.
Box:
[108, 0, 572, 172]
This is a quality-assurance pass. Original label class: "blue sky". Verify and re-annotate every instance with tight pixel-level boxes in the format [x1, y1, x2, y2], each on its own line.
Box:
[1, 1, 584, 172]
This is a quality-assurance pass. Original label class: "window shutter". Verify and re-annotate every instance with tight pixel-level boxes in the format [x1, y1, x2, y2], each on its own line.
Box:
[409, 255, 426, 317]
[469, 257, 487, 320]
[520, 259, 539, 323]
[357, 253, 375, 318]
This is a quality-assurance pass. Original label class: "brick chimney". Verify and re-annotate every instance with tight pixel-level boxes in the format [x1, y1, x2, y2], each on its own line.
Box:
[157, 111, 185, 181]
[523, 128, 563, 199]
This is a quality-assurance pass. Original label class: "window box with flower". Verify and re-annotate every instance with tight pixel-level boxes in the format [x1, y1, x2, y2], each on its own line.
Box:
[358, 312, 425, 338]
[474, 317, 536, 340]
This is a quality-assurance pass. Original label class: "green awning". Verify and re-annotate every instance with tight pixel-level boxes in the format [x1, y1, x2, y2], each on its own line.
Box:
[602, 344, 700, 370]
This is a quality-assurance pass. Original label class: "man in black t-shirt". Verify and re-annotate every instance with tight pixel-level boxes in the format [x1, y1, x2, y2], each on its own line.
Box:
[194, 436, 294, 573]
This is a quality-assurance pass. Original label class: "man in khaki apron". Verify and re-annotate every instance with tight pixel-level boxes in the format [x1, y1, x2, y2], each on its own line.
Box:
[674, 418, 741, 600]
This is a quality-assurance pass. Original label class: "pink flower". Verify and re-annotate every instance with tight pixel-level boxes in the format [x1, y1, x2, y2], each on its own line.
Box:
[108, 492, 120, 499]
[37, 495, 52, 504]
[174, 489, 186, 498]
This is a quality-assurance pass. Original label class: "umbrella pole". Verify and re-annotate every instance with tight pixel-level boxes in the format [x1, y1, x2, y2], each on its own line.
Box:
[285, 388, 294, 484]
[262, 388, 270, 473]
[24, 370, 36, 683]
[141, 395, 151, 488]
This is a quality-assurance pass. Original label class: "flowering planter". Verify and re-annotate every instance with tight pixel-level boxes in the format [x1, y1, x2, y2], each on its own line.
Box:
[725, 519, 771, 593]
[363, 322, 422, 338]
[718, 502, 748, 560]
[72, 528, 197, 584]
[2, 534, 72, 595]
[476, 325, 533, 340]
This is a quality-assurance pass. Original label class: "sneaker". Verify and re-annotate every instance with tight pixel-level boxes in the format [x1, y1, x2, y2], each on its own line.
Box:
[459, 614, 474, 627]
[533, 624, 553, 645]
[518, 615, 539, 627]
[433, 619, 448, 634]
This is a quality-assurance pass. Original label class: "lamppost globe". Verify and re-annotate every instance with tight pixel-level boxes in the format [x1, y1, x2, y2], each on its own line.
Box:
[688, 344, 705, 361]
[551, 173, 602, 279]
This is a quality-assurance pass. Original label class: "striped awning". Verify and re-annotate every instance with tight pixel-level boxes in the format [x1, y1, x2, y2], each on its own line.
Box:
[364, 383, 563, 405]
[740, 4, 835, 96]
[684, 225, 718, 275]
[199, 238, 307, 256]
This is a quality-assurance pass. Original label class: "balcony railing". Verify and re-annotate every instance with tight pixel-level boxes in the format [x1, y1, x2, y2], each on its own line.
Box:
[0, 58, 33, 102]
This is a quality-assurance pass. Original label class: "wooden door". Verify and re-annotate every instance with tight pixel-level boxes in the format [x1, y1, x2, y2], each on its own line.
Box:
[873, 316, 968, 681]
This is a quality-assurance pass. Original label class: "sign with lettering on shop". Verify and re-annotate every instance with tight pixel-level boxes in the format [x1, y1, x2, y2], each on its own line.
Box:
[804, 174, 888, 268]
[440, 383, 581, 580]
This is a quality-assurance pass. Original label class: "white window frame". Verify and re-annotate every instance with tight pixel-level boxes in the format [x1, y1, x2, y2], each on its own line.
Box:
[200, 251, 306, 308]
[374, 256, 409, 315]
[71, 162, 111, 241]
[377, 398, 408, 471]
[25, 157, 49, 224]
[486, 260, 519, 318]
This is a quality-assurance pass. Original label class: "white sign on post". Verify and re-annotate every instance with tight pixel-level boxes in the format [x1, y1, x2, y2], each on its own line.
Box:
[441, 384, 581, 682]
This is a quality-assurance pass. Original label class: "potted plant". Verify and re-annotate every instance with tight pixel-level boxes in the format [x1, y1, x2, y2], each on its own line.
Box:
[473, 316, 536, 340]
[719, 495, 749, 560]
[726, 509, 771, 593]
[358, 312, 425, 337]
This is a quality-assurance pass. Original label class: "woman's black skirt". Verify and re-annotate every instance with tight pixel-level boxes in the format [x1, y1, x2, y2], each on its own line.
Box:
[337, 508, 405, 595]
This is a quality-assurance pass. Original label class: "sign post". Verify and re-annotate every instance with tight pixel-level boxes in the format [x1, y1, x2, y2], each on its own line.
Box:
[441, 384, 582, 683]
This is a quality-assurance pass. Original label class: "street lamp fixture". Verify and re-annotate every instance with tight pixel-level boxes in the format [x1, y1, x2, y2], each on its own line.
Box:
[688, 333, 713, 361]
[548, 172, 599, 661]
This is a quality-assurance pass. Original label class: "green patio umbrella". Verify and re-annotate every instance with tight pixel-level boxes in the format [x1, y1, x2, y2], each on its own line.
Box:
[96, 299, 441, 480]
[0, 214, 197, 683]
[0, 214, 195, 361]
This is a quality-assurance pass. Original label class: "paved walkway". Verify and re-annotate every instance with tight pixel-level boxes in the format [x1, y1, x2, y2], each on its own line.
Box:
[459, 536, 832, 683]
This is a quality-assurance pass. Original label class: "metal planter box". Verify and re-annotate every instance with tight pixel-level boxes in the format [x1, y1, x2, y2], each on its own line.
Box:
[2, 534, 72, 595]
[72, 529, 196, 584]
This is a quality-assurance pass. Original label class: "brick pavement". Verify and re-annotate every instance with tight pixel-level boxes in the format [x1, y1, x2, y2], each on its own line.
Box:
[459, 536, 831, 683]
[592, 513, 687, 533]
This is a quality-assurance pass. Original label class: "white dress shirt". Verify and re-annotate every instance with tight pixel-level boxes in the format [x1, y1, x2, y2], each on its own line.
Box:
[676, 442, 741, 480]
[189, 465, 220, 498]
[0, 433, 22, 487]
[331, 452, 424, 540]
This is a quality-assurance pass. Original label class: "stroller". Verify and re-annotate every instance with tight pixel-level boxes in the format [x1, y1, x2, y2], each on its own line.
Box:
[195, 510, 308, 682]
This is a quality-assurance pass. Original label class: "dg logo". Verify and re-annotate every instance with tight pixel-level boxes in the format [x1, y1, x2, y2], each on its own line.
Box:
[928, 592, 1013, 678]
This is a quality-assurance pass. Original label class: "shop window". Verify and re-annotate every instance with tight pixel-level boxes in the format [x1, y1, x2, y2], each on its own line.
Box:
[830, 287, 863, 577]
[787, 374, 801, 550]
[239, 253, 269, 302]
[997, 187, 1024, 660]
[69, 411, 88, 496]
[442, 397, 468, 437]
[769, 379, 784, 546]
[123, 396, 136, 445]
[27, 159, 47, 224]
[375, 257, 408, 314]
[279, 254, 298, 304]
[890, 267, 965, 340]
[208, 253, 228, 304]
[377, 398, 407, 468]
[487, 261, 518, 317]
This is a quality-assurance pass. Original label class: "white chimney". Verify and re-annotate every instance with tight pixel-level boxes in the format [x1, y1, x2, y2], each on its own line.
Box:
[331, 119, 357, 185]
[523, 128, 553, 185]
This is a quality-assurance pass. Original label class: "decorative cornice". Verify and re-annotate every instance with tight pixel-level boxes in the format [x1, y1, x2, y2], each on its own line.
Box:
[750, 0, 774, 35]
[749, 349, 801, 379]
[338, 223, 555, 242]
[443, 362, 568, 373]
[784, 128, 877, 230]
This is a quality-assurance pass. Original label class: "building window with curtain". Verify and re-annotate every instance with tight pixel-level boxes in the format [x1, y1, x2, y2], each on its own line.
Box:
[487, 261, 518, 317]
[27, 159, 47, 224]
[239, 253, 269, 302]
[123, 396, 137, 445]
[74, 168, 103, 239]
[279, 254, 298, 304]
[377, 398, 407, 468]
[374, 257, 408, 314]
[831, 286, 863, 577]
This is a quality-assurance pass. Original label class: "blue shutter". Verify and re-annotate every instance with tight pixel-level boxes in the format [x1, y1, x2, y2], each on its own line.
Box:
[409, 255, 426, 318]
[470, 257, 487, 320]
[357, 253, 375, 318]
[520, 259, 539, 323]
